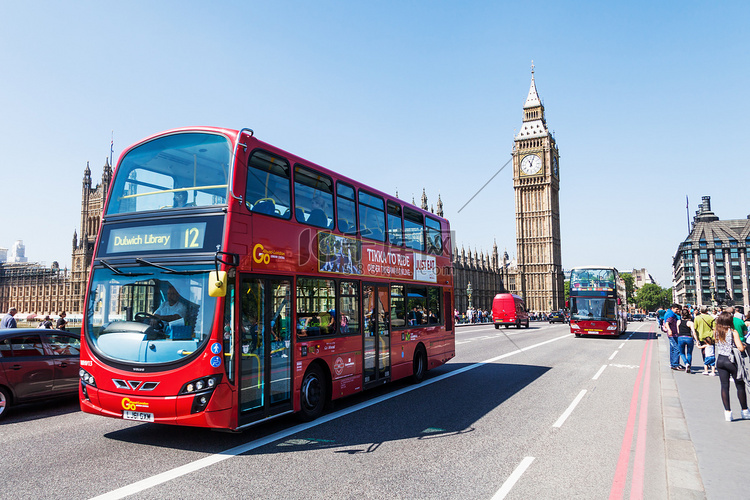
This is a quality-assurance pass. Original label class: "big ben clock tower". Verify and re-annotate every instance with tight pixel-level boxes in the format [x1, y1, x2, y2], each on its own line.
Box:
[512, 62, 564, 312]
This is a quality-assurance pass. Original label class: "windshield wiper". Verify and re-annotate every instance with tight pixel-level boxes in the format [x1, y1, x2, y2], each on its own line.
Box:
[135, 258, 211, 275]
[99, 259, 150, 277]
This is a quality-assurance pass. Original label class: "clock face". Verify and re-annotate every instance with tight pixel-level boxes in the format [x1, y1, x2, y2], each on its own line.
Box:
[552, 157, 558, 177]
[521, 154, 542, 175]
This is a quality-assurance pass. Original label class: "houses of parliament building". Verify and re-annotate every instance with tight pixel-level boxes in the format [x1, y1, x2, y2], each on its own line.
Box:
[0, 160, 111, 317]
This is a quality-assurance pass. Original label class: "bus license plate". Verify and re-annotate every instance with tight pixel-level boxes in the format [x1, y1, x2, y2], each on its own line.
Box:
[123, 410, 154, 422]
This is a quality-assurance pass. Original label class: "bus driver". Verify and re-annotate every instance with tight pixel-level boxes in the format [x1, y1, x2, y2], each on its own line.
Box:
[153, 285, 187, 324]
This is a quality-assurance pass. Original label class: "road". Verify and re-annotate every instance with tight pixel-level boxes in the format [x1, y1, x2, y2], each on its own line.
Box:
[1, 321, 668, 499]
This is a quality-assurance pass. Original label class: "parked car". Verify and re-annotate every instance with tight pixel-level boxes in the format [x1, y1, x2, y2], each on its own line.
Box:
[0, 329, 80, 419]
[632, 314, 645, 322]
[548, 311, 566, 323]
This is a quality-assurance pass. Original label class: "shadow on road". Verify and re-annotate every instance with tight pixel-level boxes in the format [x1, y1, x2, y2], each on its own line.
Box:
[1, 396, 79, 424]
[102, 362, 550, 454]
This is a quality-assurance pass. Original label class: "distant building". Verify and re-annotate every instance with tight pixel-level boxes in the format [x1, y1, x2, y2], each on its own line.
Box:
[8, 240, 28, 263]
[0, 160, 111, 316]
[452, 242, 506, 313]
[0, 247, 7, 263]
[630, 268, 656, 288]
[672, 196, 750, 311]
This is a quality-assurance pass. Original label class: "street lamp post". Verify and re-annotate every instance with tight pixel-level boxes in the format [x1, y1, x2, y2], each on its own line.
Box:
[467, 281, 473, 310]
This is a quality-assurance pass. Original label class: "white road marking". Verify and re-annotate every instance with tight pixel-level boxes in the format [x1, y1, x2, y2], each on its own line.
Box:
[618, 342, 625, 349]
[491, 456, 535, 500]
[553, 389, 587, 428]
[592, 364, 607, 380]
[90, 334, 572, 500]
[609, 350, 619, 360]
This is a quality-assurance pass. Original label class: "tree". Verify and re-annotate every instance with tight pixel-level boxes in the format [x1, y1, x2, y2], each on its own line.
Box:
[621, 273, 635, 304]
[564, 280, 570, 304]
[634, 283, 672, 311]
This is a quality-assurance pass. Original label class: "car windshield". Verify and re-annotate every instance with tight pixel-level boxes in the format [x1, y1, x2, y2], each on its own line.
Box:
[86, 265, 219, 364]
[106, 132, 232, 215]
[570, 297, 617, 321]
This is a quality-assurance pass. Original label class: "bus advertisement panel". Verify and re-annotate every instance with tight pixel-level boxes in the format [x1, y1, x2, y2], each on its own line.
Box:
[79, 127, 454, 430]
[568, 266, 627, 337]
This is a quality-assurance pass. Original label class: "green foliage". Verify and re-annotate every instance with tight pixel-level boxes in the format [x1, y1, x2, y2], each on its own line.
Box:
[634, 283, 672, 311]
[621, 273, 635, 303]
[564, 280, 570, 303]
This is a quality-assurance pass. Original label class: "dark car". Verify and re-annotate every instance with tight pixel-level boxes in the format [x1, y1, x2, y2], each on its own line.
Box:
[548, 311, 566, 323]
[0, 329, 80, 419]
[632, 314, 645, 322]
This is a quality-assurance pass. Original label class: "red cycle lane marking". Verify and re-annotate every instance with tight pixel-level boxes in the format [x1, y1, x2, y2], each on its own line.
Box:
[630, 324, 656, 499]
[608, 329, 651, 500]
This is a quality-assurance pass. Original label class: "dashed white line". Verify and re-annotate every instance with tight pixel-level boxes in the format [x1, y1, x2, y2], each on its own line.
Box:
[553, 389, 587, 428]
[609, 350, 619, 360]
[618, 342, 625, 349]
[592, 364, 607, 380]
[491, 456, 535, 500]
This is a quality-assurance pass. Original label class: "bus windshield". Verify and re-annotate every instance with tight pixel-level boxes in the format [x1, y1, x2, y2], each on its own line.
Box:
[570, 297, 617, 321]
[86, 265, 219, 364]
[570, 268, 616, 290]
[106, 132, 232, 215]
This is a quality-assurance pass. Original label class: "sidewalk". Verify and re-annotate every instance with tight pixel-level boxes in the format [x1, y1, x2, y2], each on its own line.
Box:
[659, 331, 750, 499]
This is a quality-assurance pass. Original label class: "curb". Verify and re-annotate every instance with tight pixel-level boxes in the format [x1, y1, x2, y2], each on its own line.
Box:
[658, 334, 706, 499]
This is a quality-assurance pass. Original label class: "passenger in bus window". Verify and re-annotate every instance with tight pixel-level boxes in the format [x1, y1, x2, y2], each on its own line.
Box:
[173, 191, 188, 208]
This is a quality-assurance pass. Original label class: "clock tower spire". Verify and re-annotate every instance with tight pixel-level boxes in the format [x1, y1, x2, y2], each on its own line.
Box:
[512, 62, 564, 313]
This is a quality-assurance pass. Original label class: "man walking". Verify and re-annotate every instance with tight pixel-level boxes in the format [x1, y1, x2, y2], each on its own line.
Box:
[693, 305, 715, 372]
[664, 304, 683, 370]
[1, 307, 18, 329]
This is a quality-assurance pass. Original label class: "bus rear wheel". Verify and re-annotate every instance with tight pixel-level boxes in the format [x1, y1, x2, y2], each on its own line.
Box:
[411, 346, 427, 383]
[299, 364, 327, 421]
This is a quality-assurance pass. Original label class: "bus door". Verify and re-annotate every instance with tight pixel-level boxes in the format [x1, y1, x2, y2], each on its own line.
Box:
[238, 276, 293, 425]
[363, 283, 390, 387]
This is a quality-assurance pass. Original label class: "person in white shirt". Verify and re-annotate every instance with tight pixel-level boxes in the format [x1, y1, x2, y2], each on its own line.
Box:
[153, 285, 187, 324]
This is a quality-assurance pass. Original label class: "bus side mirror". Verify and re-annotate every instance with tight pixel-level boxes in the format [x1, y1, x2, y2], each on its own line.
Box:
[209, 271, 228, 297]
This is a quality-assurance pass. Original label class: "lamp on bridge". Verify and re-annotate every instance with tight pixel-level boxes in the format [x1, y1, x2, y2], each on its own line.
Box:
[467, 281, 473, 310]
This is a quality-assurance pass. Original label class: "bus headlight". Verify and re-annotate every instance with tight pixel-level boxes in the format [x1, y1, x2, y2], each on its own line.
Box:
[570, 323, 580, 330]
[80, 368, 96, 387]
[180, 375, 222, 395]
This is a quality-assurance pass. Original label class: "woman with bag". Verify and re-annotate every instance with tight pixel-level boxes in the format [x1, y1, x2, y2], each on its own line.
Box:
[715, 311, 750, 421]
[677, 307, 697, 373]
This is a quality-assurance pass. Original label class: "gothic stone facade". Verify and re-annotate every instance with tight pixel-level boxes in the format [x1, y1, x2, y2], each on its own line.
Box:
[0, 160, 111, 316]
[511, 65, 564, 313]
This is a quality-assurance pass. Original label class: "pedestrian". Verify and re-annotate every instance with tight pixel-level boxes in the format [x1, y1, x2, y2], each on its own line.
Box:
[657, 306, 666, 330]
[38, 315, 53, 329]
[677, 307, 697, 373]
[0, 307, 18, 329]
[726, 306, 748, 345]
[714, 311, 750, 421]
[664, 304, 683, 370]
[699, 337, 717, 376]
[56, 311, 68, 331]
[693, 305, 716, 374]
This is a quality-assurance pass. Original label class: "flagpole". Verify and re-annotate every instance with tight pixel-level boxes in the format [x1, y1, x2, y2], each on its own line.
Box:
[686, 195, 690, 234]
[110, 131, 114, 166]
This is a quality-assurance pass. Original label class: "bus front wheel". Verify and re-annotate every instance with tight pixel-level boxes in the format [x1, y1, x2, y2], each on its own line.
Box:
[299, 364, 327, 421]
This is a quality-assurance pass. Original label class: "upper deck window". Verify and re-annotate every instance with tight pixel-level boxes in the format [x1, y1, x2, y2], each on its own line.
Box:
[106, 133, 230, 215]
[294, 165, 334, 229]
[245, 150, 292, 219]
[403, 207, 424, 252]
[425, 216, 442, 255]
[387, 201, 403, 246]
[358, 191, 385, 242]
[336, 183, 357, 235]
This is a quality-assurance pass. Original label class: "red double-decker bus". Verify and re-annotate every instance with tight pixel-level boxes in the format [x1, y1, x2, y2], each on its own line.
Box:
[78, 127, 454, 430]
[568, 266, 627, 337]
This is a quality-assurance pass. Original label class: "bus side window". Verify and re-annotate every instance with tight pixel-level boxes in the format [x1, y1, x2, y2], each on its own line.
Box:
[294, 164, 334, 229]
[245, 150, 291, 219]
[337, 182, 357, 235]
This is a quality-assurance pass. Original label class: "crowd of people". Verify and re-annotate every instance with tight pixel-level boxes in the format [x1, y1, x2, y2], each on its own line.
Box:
[0, 307, 68, 331]
[658, 304, 750, 421]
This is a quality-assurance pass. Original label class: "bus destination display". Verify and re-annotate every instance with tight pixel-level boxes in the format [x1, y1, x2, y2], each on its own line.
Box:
[106, 222, 208, 254]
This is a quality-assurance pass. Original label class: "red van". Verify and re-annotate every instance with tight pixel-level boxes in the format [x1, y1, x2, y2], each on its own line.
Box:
[492, 293, 530, 329]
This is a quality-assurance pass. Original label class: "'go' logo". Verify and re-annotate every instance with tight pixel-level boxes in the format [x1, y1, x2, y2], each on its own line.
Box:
[253, 244, 271, 264]
[121, 398, 148, 411]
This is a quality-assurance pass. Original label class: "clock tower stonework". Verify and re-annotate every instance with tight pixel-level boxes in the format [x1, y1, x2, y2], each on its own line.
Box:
[512, 64, 564, 312]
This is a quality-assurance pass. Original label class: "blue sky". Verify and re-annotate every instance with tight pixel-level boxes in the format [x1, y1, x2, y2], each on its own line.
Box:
[1, 1, 748, 287]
